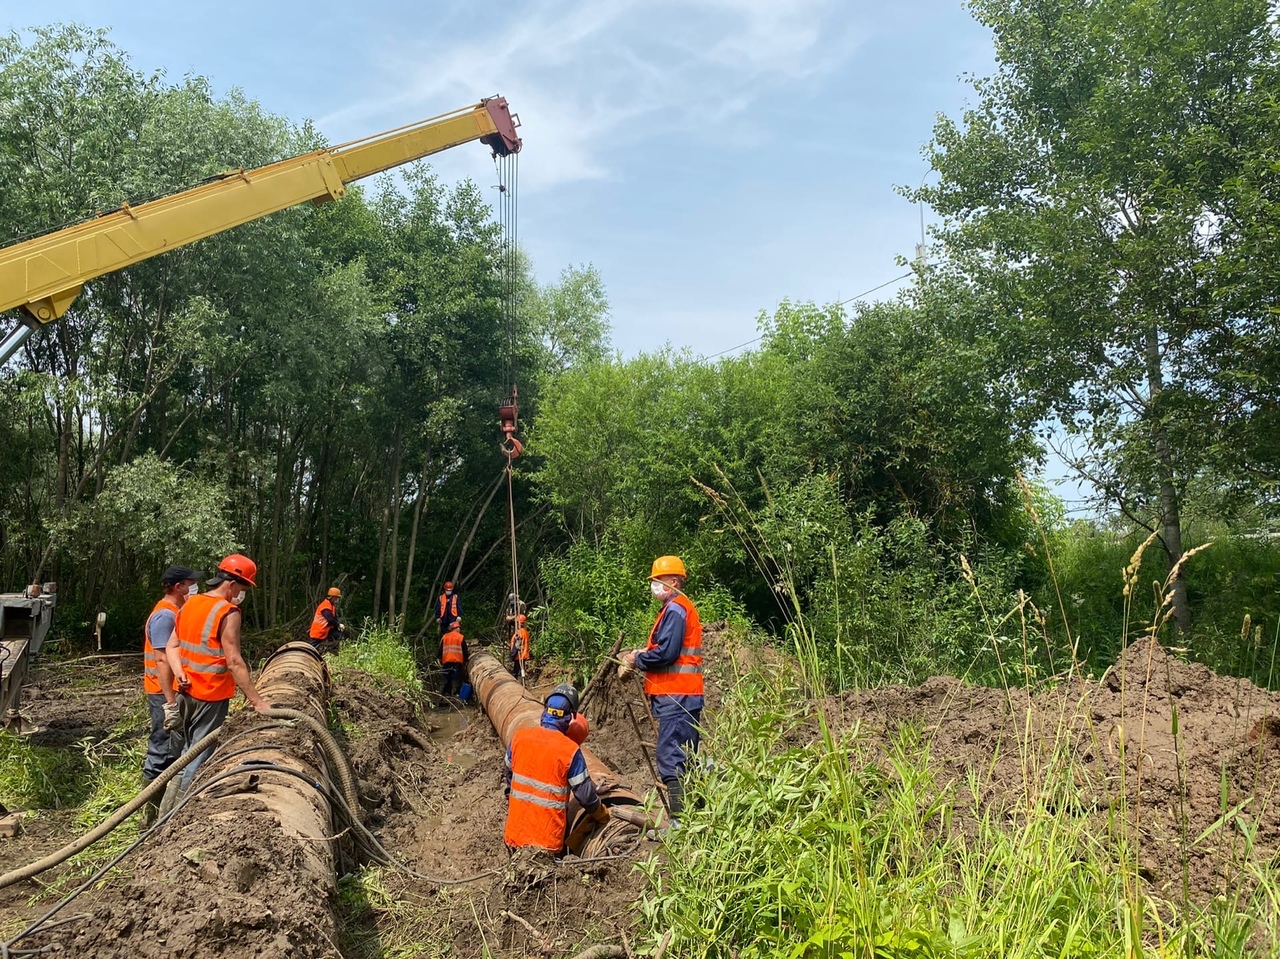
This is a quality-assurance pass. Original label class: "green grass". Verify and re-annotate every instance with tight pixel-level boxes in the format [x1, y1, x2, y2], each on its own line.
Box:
[329, 620, 424, 697]
[338, 866, 451, 959]
[0, 697, 149, 897]
[636, 652, 1280, 958]
[631, 489, 1280, 958]
[0, 734, 88, 810]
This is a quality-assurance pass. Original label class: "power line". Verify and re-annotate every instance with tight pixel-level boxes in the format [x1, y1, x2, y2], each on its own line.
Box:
[701, 270, 916, 361]
[837, 271, 913, 306]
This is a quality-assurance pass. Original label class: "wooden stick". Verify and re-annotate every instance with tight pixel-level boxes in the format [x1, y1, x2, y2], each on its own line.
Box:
[567, 946, 625, 959]
[501, 909, 546, 945]
[625, 700, 669, 814]
[653, 929, 675, 959]
[578, 631, 625, 712]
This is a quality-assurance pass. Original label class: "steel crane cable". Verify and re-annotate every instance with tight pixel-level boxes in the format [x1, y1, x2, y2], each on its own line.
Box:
[491, 150, 523, 646]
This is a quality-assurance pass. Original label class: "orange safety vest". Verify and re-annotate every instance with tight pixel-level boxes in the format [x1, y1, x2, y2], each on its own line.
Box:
[511, 626, 530, 662]
[173, 593, 238, 702]
[437, 592, 459, 621]
[441, 628, 465, 664]
[309, 598, 336, 640]
[504, 726, 580, 851]
[644, 592, 703, 697]
[143, 596, 181, 695]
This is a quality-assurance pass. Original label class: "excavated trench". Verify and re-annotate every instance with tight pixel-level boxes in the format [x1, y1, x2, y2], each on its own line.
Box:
[0, 641, 661, 958]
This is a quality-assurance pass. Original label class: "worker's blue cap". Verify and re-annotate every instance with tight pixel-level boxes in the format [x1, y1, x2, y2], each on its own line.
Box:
[544, 694, 574, 718]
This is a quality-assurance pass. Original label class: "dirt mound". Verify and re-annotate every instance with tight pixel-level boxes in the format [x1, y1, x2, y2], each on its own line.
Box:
[826, 637, 1280, 903]
[2, 651, 658, 959]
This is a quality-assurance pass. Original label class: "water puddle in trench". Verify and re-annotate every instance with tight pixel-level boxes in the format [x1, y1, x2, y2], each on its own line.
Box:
[428, 707, 480, 770]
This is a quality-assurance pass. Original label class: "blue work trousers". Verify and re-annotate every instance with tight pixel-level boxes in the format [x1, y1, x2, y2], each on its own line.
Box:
[650, 696, 702, 781]
[441, 663, 463, 696]
[143, 692, 177, 782]
[175, 694, 230, 790]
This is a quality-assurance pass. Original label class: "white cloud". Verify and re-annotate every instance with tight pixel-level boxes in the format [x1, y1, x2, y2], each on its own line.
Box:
[318, 0, 868, 192]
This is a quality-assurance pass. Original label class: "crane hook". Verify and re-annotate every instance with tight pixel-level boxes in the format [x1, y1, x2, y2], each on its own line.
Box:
[498, 386, 522, 460]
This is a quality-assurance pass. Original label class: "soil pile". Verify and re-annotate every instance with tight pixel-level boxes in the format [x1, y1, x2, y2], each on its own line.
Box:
[9, 628, 1270, 955]
[828, 637, 1280, 903]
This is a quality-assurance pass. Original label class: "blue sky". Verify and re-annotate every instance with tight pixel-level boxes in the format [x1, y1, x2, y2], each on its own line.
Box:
[2, 0, 995, 358]
[6, 2, 1094, 506]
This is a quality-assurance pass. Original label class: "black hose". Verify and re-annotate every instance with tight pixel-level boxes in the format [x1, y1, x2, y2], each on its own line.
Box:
[257, 707, 362, 819]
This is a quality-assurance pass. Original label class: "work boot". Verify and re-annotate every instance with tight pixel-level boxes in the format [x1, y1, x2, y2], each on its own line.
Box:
[663, 777, 684, 817]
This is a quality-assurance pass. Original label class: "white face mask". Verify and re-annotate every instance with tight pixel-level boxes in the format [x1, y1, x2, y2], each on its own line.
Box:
[650, 580, 668, 599]
[232, 589, 246, 606]
[188, 583, 199, 597]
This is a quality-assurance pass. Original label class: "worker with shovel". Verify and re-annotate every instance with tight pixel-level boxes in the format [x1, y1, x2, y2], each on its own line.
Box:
[620, 555, 703, 820]
[503, 683, 608, 853]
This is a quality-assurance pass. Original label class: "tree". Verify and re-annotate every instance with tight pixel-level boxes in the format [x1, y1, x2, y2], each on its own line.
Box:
[915, 0, 1280, 635]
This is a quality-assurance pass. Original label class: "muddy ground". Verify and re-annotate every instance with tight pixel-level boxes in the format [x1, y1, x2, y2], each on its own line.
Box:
[3, 630, 1279, 956]
[0, 641, 667, 959]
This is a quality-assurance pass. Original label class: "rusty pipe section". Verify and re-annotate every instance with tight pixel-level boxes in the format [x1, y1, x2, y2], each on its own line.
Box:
[66, 642, 350, 957]
[469, 651, 654, 854]
[182, 642, 338, 865]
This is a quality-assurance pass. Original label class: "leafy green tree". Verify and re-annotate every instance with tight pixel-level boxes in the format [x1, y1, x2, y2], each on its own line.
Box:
[915, 0, 1280, 635]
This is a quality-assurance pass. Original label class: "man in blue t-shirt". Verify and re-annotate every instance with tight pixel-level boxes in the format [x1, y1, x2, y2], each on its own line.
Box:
[141, 565, 202, 820]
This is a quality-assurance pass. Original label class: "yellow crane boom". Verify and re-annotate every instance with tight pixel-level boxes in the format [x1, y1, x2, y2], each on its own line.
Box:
[0, 97, 521, 363]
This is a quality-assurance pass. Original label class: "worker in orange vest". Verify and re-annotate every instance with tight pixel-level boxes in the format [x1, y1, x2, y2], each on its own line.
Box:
[509, 613, 530, 679]
[504, 683, 608, 853]
[438, 617, 468, 696]
[166, 554, 271, 790]
[621, 555, 703, 818]
[436, 581, 461, 637]
[142, 565, 203, 811]
[308, 587, 346, 647]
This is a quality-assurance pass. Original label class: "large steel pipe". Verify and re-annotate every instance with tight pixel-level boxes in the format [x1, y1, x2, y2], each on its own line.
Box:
[469, 651, 651, 855]
[58, 642, 346, 959]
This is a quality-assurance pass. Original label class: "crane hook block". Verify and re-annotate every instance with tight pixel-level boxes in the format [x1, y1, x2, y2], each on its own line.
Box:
[499, 387, 522, 459]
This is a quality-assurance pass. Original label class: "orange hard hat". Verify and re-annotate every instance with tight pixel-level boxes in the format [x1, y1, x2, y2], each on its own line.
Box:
[327, 587, 342, 599]
[443, 581, 454, 591]
[218, 553, 258, 587]
[649, 555, 687, 579]
[566, 713, 590, 745]
[516, 613, 527, 624]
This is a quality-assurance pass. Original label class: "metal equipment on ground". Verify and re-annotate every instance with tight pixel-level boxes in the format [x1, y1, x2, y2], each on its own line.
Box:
[0, 584, 57, 734]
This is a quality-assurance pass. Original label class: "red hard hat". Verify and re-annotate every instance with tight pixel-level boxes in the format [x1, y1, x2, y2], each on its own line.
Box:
[444, 581, 454, 590]
[218, 553, 258, 587]
[566, 713, 590, 745]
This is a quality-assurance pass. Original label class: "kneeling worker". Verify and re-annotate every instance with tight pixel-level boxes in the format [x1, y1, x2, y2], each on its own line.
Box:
[504, 683, 609, 853]
[309, 587, 346, 647]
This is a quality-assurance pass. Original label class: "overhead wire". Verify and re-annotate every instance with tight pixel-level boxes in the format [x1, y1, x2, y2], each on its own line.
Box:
[701, 270, 916, 361]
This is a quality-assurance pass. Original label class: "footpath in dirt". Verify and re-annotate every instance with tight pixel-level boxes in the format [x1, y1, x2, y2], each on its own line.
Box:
[4, 630, 1279, 956]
